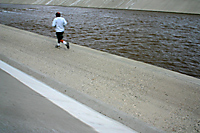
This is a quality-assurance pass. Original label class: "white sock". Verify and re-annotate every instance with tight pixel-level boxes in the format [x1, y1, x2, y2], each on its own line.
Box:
[57, 43, 60, 46]
[63, 41, 67, 45]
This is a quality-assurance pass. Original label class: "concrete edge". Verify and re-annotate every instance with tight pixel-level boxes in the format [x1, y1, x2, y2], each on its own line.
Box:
[62, 5, 200, 15]
[0, 53, 164, 133]
[0, 2, 200, 15]
[1, 24, 199, 88]
[67, 33, 200, 87]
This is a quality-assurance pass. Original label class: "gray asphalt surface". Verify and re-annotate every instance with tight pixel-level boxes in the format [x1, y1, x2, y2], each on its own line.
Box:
[0, 69, 96, 133]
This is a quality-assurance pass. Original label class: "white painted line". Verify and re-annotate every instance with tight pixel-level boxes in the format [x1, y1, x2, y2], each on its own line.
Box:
[70, 0, 82, 6]
[0, 60, 137, 133]
[45, 0, 54, 5]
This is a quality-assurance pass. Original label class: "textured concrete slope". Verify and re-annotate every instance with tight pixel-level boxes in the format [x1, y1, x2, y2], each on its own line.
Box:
[1, 0, 200, 14]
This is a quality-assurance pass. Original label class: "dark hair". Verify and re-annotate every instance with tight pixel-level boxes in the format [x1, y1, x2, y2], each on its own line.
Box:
[56, 12, 60, 17]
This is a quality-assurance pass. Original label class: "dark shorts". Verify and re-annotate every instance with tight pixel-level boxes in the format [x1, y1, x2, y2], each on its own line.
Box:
[56, 32, 64, 43]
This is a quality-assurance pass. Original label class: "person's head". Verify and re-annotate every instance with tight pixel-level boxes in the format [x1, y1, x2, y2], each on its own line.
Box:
[56, 12, 61, 17]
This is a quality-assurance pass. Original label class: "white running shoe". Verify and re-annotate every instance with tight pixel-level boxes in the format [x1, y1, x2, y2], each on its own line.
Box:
[63, 41, 69, 49]
[55, 43, 60, 48]
[66, 42, 69, 49]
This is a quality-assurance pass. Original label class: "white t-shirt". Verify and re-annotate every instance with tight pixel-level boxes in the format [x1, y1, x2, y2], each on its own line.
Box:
[52, 17, 67, 32]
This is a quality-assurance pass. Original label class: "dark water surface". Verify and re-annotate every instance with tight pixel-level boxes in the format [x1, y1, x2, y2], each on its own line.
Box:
[0, 4, 200, 78]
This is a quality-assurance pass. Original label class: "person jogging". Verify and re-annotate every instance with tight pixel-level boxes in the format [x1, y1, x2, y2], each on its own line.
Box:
[52, 12, 69, 49]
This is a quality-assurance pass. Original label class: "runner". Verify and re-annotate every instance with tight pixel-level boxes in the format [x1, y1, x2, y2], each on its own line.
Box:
[52, 12, 69, 49]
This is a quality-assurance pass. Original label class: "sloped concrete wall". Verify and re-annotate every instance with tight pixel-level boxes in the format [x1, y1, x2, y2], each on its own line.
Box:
[0, 0, 200, 14]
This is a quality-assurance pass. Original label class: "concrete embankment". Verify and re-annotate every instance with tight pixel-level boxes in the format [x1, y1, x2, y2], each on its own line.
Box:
[0, 24, 200, 132]
[1, 0, 200, 14]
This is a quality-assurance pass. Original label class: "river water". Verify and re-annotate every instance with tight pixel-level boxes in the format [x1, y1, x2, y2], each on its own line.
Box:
[0, 4, 200, 78]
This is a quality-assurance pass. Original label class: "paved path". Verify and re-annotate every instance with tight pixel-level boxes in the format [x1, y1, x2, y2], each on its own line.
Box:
[0, 61, 135, 133]
[0, 69, 96, 133]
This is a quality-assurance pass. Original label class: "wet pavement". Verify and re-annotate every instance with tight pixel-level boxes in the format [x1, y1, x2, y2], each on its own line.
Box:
[0, 3, 200, 78]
